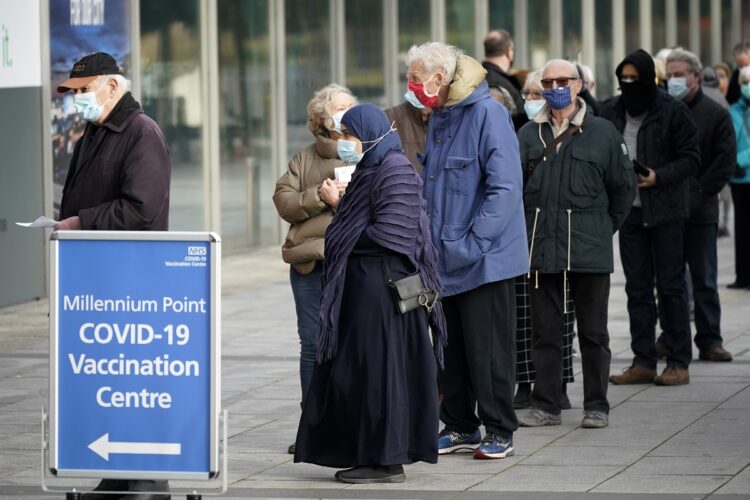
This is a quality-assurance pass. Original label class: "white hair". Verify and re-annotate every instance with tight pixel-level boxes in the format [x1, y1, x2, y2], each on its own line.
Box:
[406, 42, 463, 82]
[739, 65, 750, 83]
[666, 49, 703, 74]
[542, 59, 579, 78]
[97, 74, 132, 92]
[523, 69, 543, 91]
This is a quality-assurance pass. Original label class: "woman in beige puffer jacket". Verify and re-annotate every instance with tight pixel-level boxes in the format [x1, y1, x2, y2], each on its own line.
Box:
[273, 84, 357, 454]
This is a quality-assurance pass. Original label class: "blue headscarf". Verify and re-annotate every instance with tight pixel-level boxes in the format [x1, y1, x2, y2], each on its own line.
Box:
[340, 103, 402, 170]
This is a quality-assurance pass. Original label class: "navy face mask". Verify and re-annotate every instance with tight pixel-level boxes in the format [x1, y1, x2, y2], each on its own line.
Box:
[542, 86, 573, 110]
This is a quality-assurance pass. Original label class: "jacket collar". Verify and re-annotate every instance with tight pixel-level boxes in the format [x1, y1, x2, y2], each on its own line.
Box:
[314, 134, 340, 159]
[534, 97, 588, 127]
[101, 92, 141, 133]
[445, 55, 488, 107]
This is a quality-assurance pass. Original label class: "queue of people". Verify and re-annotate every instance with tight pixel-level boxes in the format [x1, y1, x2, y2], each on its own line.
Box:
[270, 32, 750, 485]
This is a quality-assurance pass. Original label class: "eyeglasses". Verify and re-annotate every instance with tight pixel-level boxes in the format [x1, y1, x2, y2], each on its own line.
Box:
[522, 90, 544, 100]
[540, 76, 578, 89]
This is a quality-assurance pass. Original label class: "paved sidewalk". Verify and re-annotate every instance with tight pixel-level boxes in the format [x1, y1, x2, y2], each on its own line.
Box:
[1, 237, 749, 499]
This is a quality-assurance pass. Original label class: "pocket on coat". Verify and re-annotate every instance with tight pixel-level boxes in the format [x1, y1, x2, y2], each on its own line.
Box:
[445, 155, 476, 194]
[440, 223, 483, 273]
[569, 147, 605, 207]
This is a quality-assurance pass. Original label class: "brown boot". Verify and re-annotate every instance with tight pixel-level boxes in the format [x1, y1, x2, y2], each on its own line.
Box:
[654, 365, 689, 386]
[699, 345, 733, 362]
[609, 364, 656, 385]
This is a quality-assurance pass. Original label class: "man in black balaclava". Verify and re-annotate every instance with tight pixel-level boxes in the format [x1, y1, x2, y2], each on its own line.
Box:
[600, 49, 700, 387]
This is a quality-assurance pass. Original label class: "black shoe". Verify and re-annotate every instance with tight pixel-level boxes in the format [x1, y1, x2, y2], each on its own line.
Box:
[727, 281, 750, 289]
[513, 383, 531, 409]
[560, 391, 571, 410]
[288, 442, 295, 454]
[335, 465, 405, 484]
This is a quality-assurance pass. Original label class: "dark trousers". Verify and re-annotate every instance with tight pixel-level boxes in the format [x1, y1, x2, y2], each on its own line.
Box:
[686, 223, 723, 350]
[529, 273, 611, 415]
[619, 208, 692, 369]
[290, 262, 323, 405]
[731, 184, 750, 285]
[439, 279, 517, 439]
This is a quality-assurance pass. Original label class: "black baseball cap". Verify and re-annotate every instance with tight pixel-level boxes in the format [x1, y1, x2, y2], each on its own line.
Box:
[56, 52, 122, 93]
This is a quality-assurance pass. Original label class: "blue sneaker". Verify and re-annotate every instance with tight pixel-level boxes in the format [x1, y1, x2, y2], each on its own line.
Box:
[437, 428, 481, 454]
[473, 433, 514, 459]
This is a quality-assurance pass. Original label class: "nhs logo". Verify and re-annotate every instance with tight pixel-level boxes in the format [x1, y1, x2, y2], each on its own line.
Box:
[188, 246, 207, 256]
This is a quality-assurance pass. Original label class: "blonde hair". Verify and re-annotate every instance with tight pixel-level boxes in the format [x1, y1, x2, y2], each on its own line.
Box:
[307, 83, 356, 137]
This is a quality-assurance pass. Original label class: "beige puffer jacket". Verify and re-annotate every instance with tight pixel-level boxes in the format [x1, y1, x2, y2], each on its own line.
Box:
[273, 135, 346, 274]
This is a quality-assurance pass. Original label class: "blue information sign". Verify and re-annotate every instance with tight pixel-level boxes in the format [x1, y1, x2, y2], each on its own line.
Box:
[50, 232, 220, 479]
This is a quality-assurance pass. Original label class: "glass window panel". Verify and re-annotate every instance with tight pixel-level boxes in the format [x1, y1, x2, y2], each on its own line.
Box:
[595, 0, 614, 98]
[699, 0, 711, 64]
[677, 0, 690, 48]
[652, 0, 667, 54]
[217, 0, 276, 251]
[721, 0, 733, 63]
[562, 0, 582, 62]
[489, 0, 514, 34]
[625, 0, 640, 54]
[527, 0, 549, 70]
[446, 0, 476, 55]
[140, 0, 204, 231]
[286, 0, 331, 157]
[345, 0, 385, 105]
[398, 0, 431, 86]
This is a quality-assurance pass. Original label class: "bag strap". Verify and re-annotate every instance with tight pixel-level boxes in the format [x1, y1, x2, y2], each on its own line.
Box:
[528, 112, 593, 173]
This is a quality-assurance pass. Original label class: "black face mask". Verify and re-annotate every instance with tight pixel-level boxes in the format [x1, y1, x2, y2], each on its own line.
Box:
[619, 79, 654, 116]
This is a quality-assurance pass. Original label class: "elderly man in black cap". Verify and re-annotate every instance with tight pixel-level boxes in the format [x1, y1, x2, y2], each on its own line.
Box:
[56, 52, 171, 499]
[601, 49, 700, 387]
[55, 51, 170, 233]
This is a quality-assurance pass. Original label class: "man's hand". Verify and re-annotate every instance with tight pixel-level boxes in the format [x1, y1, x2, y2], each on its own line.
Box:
[55, 216, 81, 230]
[637, 168, 657, 188]
[319, 179, 347, 208]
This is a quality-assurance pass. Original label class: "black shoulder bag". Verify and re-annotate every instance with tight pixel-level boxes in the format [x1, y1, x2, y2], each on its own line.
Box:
[384, 260, 439, 314]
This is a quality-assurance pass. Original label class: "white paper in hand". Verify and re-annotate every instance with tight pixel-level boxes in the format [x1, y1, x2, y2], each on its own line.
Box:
[16, 216, 59, 228]
[334, 166, 356, 184]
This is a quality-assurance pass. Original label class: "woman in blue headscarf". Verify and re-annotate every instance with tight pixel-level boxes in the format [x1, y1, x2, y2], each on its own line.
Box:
[293, 103, 446, 483]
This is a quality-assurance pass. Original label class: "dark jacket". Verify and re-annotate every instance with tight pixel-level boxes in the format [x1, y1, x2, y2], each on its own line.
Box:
[482, 60, 528, 130]
[384, 102, 428, 174]
[60, 92, 171, 230]
[517, 101, 636, 274]
[727, 67, 741, 105]
[684, 89, 737, 223]
[600, 89, 700, 228]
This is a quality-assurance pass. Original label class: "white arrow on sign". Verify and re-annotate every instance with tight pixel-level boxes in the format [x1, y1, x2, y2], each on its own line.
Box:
[88, 433, 181, 461]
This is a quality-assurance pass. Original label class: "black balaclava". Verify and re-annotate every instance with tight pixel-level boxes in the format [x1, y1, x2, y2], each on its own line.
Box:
[615, 49, 658, 116]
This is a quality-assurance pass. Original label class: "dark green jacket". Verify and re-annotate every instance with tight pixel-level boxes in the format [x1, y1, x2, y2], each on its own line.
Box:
[517, 106, 636, 274]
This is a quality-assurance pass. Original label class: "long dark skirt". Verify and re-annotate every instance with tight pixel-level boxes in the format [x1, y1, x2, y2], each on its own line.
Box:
[294, 236, 439, 468]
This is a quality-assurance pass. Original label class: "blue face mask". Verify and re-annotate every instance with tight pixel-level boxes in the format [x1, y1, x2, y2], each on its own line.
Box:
[542, 86, 573, 110]
[73, 89, 105, 122]
[667, 77, 689, 100]
[741, 82, 750, 100]
[337, 139, 363, 164]
[524, 100, 546, 119]
[404, 90, 426, 109]
[337, 124, 397, 164]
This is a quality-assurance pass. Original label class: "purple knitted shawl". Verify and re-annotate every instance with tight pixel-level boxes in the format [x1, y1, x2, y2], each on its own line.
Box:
[316, 104, 447, 364]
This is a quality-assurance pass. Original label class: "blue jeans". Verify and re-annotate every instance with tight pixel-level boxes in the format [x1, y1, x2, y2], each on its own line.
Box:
[685, 223, 722, 351]
[619, 208, 692, 369]
[290, 262, 323, 404]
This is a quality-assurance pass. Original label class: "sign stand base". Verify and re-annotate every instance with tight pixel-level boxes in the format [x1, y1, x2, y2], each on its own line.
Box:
[41, 408, 229, 497]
